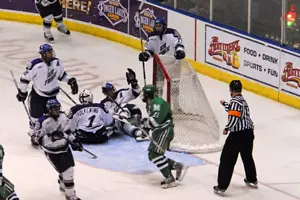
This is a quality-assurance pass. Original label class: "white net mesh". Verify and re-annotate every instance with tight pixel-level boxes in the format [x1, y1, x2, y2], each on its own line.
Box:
[152, 54, 223, 153]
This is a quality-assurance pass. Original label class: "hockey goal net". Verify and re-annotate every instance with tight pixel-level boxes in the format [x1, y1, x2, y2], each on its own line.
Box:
[152, 54, 222, 153]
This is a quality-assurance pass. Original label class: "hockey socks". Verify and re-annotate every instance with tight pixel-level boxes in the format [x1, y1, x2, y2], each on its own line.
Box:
[148, 151, 175, 178]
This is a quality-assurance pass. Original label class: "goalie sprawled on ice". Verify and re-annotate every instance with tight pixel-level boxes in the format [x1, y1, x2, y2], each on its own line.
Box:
[67, 90, 115, 144]
[100, 68, 149, 141]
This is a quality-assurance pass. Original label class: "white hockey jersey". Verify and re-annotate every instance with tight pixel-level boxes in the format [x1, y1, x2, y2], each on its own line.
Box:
[67, 103, 114, 133]
[35, 0, 58, 7]
[100, 87, 141, 114]
[35, 112, 75, 154]
[145, 28, 185, 57]
[19, 58, 71, 97]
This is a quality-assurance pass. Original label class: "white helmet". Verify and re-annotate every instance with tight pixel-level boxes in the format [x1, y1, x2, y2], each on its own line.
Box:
[79, 89, 93, 104]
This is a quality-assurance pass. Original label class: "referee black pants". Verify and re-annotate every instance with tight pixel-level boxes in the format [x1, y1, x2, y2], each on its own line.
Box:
[217, 129, 257, 190]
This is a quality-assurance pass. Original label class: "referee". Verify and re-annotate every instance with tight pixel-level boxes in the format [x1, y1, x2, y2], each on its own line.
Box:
[213, 80, 257, 195]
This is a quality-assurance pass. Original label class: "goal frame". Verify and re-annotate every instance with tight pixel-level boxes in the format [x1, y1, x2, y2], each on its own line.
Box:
[152, 54, 171, 103]
[151, 54, 223, 153]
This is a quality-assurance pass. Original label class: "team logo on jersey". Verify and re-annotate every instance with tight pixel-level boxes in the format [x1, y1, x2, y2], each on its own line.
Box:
[45, 68, 57, 85]
[281, 62, 300, 88]
[97, 0, 129, 26]
[134, 8, 156, 37]
[208, 36, 241, 69]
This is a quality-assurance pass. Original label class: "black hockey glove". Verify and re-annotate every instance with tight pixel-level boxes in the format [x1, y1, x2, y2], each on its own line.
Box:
[126, 68, 138, 88]
[16, 89, 28, 102]
[139, 52, 150, 62]
[71, 140, 83, 152]
[68, 78, 78, 95]
[174, 50, 186, 60]
[48, 131, 64, 142]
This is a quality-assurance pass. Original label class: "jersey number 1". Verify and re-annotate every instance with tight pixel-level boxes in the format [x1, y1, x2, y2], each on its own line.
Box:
[87, 115, 96, 127]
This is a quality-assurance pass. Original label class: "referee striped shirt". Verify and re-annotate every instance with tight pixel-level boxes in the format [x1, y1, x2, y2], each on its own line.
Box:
[223, 94, 254, 132]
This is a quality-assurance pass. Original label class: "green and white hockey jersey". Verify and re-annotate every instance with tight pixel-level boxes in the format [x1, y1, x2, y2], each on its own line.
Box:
[147, 97, 174, 129]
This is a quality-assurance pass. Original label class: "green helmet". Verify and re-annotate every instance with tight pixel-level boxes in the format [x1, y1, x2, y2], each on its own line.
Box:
[142, 84, 157, 102]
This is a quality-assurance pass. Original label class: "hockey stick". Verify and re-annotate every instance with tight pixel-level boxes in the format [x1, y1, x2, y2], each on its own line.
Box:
[63, 136, 97, 159]
[60, 87, 77, 105]
[80, 147, 97, 159]
[138, 0, 147, 86]
[113, 114, 165, 152]
[10, 70, 33, 124]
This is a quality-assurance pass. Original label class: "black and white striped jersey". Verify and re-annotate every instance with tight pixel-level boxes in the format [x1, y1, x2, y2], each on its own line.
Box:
[222, 94, 254, 132]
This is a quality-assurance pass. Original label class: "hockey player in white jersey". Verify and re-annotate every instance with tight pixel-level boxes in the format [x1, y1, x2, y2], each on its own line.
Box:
[138, 18, 185, 112]
[33, 99, 82, 200]
[100, 68, 149, 141]
[67, 89, 115, 144]
[16, 44, 78, 147]
[35, 0, 70, 41]
[139, 18, 185, 60]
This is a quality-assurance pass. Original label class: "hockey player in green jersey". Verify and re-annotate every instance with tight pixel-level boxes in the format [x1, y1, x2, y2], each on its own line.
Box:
[141, 84, 188, 188]
[0, 144, 20, 200]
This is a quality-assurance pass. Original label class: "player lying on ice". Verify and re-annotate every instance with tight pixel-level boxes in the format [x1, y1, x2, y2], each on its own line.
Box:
[67, 89, 116, 144]
[100, 68, 150, 141]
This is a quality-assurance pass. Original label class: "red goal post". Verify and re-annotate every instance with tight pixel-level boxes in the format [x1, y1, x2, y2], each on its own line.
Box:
[151, 54, 223, 153]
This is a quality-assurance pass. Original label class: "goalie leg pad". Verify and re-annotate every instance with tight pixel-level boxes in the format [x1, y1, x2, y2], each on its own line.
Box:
[122, 122, 139, 138]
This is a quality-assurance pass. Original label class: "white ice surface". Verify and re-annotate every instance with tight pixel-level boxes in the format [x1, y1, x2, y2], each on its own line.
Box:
[0, 20, 300, 200]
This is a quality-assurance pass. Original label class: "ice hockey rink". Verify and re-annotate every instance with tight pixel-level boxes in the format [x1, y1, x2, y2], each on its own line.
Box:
[1, 19, 300, 200]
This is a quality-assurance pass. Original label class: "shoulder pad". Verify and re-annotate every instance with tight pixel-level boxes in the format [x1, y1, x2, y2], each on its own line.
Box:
[36, 115, 49, 129]
[38, 115, 49, 123]
[26, 58, 43, 70]
[94, 103, 109, 113]
[165, 28, 181, 37]
[68, 104, 85, 117]
[52, 58, 61, 66]
[147, 31, 158, 38]
[116, 88, 129, 94]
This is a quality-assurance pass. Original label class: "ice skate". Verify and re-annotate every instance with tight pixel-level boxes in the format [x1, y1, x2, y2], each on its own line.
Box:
[44, 31, 54, 42]
[66, 193, 81, 200]
[57, 25, 71, 35]
[244, 178, 258, 188]
[174, 162, 188, 181]
[213, 186, 225, 196]
[134, 130, 150, 141]
[30, 136, 39, 148]
[161, 176, 178, 189]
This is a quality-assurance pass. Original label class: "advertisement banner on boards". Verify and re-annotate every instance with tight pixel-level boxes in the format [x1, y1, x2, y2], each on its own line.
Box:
[60, 0, 95, 23]
[92, 0, 129, 33]
[205, 25, 280, 89]
[0, 0, 38, 13]
[129, 0, 168, 40]
[280, 51, 300, 97]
